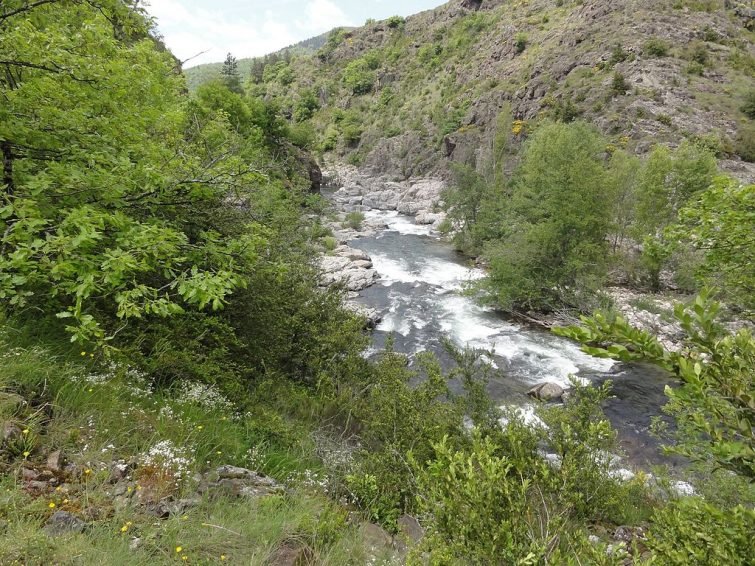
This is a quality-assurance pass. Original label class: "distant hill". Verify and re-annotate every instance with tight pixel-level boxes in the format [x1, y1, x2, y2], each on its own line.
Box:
[184, 30, 340, 92]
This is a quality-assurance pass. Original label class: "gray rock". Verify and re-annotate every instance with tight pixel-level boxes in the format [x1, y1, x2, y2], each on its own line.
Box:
[527, 382, 565, 402]
[397, 514, 424, 543]
[44, 511, 87, 536]
[46, 449, 64, 472]
[1, 421, 22, 444]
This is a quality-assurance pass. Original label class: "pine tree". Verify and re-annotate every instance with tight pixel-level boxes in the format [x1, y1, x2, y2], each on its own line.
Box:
[221, 52, 242, 93]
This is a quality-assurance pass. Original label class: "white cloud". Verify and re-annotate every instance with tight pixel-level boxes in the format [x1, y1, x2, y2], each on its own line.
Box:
[146, 0, 302, 66]
[144, 0, 357, 67]
[295, 0, 354, 32]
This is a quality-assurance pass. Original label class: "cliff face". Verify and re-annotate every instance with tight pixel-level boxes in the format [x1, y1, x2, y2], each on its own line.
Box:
[188, 0, 755, 182]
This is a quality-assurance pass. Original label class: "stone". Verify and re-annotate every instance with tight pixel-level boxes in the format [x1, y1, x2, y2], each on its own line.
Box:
[21, 467, 39, 481]
[46, 449, 64, 472]
[129, 537, 143, 551]
[267, 541, 314, 566]
[44, 511, 87, 536]
[362, 522, 394, 550]
[527, 382, 565, 401]
[613, 525, 645, 544]
[109, 462, 130, 483]
[1, 421, 22, 444]
[397, 514, 424, 545]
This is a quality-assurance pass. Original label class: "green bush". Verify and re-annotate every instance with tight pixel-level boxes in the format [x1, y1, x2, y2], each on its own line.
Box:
[741, 91, 755, 119]
[386, 15, 405, 30]
[514, 32, 528, 54]
[343, 59, 375, 95]
[644, 38, 670, 57]
[735, 122, 755, 162]
[344, 211, 365, 230]
[322, 236, 338, 251]
[647, 499, 755, 565]
[611, 71, 630, 96]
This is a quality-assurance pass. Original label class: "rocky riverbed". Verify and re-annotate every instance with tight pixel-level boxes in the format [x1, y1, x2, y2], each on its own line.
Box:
[316, 165, 449, 326]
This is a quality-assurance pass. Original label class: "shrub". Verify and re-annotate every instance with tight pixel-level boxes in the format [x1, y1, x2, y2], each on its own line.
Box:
[344, 211, 365, 230]
[514, 32, 528, 54]
[644, 38, 670, 57]
[343, 59, 375, 95]
[735, 122, 755, 163]
[322, 236, 338, 251]
[686, 61, 705, 76]
[741, 91, 755, 120]
[611, 71, 630, 96]
[386, 15, 405, 30]
[646, 499, 755, 565]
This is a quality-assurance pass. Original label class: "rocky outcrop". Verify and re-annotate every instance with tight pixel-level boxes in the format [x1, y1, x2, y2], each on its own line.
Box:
[325, 164, 447, 229]
[319, 246, 378, 292]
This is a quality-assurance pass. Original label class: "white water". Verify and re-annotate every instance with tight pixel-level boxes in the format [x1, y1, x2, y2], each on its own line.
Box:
[348, 208, 675, 468]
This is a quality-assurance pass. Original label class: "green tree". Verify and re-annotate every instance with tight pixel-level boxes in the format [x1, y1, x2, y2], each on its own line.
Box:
[342, 59, 375, 95]
[0, 2, 277, 343]
[483, 121, 611, 312]
[670, 178, 755, 315]
[634, 141, 717, 238]
[220, 52, 243, 93]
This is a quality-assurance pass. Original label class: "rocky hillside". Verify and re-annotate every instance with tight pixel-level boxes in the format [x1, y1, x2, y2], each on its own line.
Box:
[187, 0, 755, 182]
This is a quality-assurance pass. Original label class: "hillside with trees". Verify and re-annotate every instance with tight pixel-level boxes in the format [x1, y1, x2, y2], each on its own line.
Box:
[2, 0, 754, 564]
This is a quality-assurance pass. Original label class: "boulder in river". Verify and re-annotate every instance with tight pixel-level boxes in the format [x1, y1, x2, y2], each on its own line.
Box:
[527, 382, 565, 402]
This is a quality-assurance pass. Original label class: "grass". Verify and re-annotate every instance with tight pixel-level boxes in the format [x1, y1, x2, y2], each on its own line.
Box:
[0, 322, 397, 564]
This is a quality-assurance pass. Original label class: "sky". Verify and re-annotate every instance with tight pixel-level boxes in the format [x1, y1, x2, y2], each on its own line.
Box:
[144, 0, 446, 67]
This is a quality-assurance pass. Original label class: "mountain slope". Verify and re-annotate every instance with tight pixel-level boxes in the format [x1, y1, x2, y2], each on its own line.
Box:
[217, 0, 755, 182]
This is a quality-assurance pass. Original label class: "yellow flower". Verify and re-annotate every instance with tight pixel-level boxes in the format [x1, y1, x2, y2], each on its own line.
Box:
[120, 525, 128, 533]
[48, 502, 56, 509]
[182, 557, 188, 562]
[90, 353, 94, 358]
[175, 546, 183, 553]
[80, 351, 86, 356]
[55, 487, 62, 492]
[84, 469, 91, 475]
[220, 555, 227, 561]
[63, 499, 69, 504]
[127, 486, 133, 493]
[23, 451, 30, 457]
[216, 451, 222, 455]
[127, 521, 132, 526]
[88, 388, 93, 393]
[22, 429, 29, 435]
[197, 425, 203, 430]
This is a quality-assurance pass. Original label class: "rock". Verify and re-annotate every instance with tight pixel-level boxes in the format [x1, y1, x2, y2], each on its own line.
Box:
[109, 461, 130, 483]
[44, 511, 87, 536]
[362, 522, 394, 550]
[268, 541, 314, 566]
[21, 467, 39, 481]
[145, 497, 200, 518]
[614, 525, 645, 544]
[206, 466, 282, 499]
[397, 514, 424, 544]
[527, 382, 565, 402]
[1, 421, 22, 444]
[129, 537, 143, 551]
[46, 450, 64, 472]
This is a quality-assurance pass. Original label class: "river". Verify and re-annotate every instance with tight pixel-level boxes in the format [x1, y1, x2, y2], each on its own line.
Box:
[347, 209, 681, 470]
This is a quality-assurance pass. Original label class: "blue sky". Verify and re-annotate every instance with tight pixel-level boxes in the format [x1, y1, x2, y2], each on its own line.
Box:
[145, 0, 445, 67]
